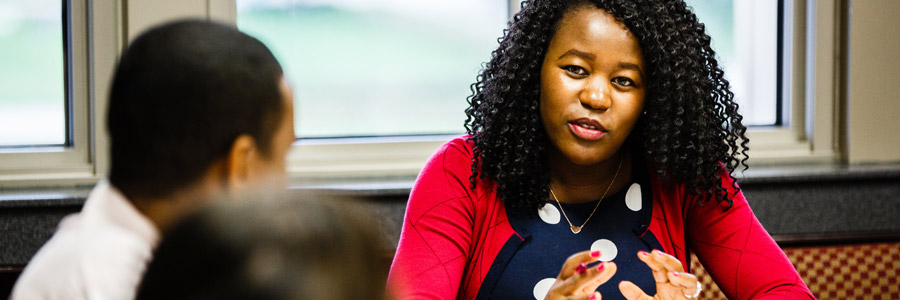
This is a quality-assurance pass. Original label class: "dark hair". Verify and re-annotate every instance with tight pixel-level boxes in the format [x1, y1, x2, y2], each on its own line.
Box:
[465, 0, 749, 215]
[107, 20, 285, 199]
[135, 192, 389, 300]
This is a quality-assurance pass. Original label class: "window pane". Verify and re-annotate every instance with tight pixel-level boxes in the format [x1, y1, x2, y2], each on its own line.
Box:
[0, 0, 66, 146]
[686, 0, 780, 126]
[237, 0, 507, 138]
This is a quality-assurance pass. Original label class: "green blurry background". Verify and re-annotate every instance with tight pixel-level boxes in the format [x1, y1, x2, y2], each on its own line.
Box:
[237, 1, 506, 138]
[0, 0, 745, 145]
[0, 0, 65, 146]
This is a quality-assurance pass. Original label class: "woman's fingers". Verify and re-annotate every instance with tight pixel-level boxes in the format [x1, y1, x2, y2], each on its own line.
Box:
[553, 261, 617, 296]
[636, 250, 668, 283]
[618, 281, 654, 300]
[651, 250, 685, 273]
[666, 271, 700, 297]
[544, 250, 608, 300]
[558, 250, 604, 278]
[561, 292, 602, 300]
[576, 262, 617, 294]
[637, 250, 684, 284]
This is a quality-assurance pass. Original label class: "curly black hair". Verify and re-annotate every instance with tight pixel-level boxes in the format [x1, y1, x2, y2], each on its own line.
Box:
[464, 0, 749, 215]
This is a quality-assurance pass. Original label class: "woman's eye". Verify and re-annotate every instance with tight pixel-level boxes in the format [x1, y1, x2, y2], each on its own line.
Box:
[613, 77, 636, 87]
[562, 65, 587, 76]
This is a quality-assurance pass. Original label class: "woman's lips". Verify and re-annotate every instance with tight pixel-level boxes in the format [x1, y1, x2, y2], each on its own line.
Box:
[568, 119, 606, 140]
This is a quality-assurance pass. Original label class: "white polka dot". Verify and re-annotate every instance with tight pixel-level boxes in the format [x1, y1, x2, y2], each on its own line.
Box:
[625, 183, 642, 211]
[533, 278, 556, 300]
[537, 203, 561, 224]
[591, 239, 618, 261]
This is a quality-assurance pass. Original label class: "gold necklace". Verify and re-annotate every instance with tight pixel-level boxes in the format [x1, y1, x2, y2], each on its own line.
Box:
[549, 154, 624, 234]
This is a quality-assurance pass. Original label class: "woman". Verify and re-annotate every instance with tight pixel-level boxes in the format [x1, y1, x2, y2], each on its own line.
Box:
[389, 0, 814, 299]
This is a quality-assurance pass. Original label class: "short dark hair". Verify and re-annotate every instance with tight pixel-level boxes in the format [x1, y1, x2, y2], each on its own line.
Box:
[135, 192, 389, 300]
[107, 20, 285, 199]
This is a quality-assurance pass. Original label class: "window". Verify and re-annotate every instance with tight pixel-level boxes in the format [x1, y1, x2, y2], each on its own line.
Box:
[0, 0, 66, 147]
[686, 0, 780, 127]
[686, 0, 841, 163]
[237, 0, 840, 179]
[0, 0, 843, 187]
[0, 0, 118, 186]
[236, 0, 509, 138]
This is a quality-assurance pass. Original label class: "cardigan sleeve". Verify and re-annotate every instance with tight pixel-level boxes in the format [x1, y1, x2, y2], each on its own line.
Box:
[686, 169, 816, 300]
[388, 138, 478, 300]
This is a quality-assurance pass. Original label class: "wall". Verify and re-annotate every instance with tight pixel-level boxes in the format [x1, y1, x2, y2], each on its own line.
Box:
[846, 0, 900, 163]
[125, 0, 235, 41]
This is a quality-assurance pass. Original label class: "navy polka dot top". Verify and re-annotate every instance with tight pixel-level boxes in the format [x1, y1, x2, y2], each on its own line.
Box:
[491, 161, 662, 300]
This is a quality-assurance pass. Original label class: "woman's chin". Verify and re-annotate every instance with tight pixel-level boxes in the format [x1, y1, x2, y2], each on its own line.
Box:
[561, 151, 614, 167]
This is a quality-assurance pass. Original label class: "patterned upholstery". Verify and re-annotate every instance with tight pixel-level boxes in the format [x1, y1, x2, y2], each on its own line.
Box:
[690, 242, 900, 299]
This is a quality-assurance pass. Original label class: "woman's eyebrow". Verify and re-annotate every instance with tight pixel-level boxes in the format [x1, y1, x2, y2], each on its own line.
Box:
[619, 62, 645, 78]
[558, 49, 596, 61]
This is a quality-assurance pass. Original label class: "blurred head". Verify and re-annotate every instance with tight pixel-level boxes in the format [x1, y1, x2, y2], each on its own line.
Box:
[107, 19, 294, 201]
[136, 192, 389, 300]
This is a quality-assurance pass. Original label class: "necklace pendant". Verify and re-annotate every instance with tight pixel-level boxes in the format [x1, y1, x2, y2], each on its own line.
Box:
[570, 225, 583, 234]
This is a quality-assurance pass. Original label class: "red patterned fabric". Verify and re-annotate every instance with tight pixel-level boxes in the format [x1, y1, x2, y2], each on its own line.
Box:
[691, 242, 900, 299]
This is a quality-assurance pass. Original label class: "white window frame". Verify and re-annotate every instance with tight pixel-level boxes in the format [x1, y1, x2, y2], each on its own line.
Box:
[0, 0, 120, 187]
[746, 0, 841, 165]
[0, 0, 843, 188]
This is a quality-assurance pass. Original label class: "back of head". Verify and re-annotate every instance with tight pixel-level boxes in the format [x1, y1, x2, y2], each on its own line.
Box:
[135, 192, 389, 300]
[108, 20, 285, 200]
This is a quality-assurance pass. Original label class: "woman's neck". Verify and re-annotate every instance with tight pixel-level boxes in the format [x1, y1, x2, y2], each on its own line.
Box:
[548, 149, 633, 204]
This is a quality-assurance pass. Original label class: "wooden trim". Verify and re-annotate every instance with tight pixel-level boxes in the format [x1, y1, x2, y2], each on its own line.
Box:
[0, 267, 23, 273]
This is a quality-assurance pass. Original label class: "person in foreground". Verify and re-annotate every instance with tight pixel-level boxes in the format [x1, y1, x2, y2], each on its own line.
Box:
[388, 0, 814, 299]
[11, 20, 294, 300]
[134, 192, 389, 300]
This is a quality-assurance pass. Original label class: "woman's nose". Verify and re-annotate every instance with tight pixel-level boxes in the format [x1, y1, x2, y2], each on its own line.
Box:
[579, 80, 611, 110]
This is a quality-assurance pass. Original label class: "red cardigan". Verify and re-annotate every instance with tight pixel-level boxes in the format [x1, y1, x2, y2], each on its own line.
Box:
[389, 137, 814, 300]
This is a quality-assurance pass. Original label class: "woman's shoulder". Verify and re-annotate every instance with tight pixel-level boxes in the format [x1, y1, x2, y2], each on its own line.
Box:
[424, 135, 475, 169]
[442, 135, 475, 154]
[417, 135, 496, 195]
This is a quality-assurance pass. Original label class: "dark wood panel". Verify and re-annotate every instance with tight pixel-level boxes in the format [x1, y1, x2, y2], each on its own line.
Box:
[0, 266, 23, 300]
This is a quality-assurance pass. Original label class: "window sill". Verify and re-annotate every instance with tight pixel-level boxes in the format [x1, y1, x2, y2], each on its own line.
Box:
[2, 162, 899, 267]
[4, 162, 899, 205]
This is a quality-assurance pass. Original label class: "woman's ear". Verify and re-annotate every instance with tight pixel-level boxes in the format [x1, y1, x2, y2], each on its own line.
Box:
[224, 134, 259, 193]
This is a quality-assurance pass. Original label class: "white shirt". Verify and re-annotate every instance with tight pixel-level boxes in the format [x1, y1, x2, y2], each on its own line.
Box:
[11, 181, 160, 300]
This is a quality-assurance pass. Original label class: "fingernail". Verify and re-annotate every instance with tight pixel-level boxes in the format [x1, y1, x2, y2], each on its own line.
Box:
[576, 263, 587, 274]
[597, 263, 605, 272]
[671, 271, 680, 277]
[591, 251, 601, 257]
[590, 294, 596, 300]
[638, 250, 649, 256]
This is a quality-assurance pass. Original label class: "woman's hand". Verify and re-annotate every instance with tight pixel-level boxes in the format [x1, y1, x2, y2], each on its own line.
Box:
[544, 250, 618, 300]
[619, 250, 701, 300]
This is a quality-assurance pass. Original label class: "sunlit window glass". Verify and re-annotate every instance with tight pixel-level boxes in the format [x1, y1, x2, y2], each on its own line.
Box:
[686, 0, 780, 126]
[237, 0, 508, 138]
[0, 0, 66, 146]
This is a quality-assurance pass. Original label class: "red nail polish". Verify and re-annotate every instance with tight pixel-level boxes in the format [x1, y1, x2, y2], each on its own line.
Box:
[638, 250, 649, 256]
[597, 263, 605, 272]
[576, 263, 587, 274]
[590, 294, 597, 300]
[591, 251, 601, 257]
[672, 272, 680, 277]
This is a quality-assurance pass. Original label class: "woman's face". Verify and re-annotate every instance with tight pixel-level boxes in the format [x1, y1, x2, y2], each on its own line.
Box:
[540, 5, 646, 167]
